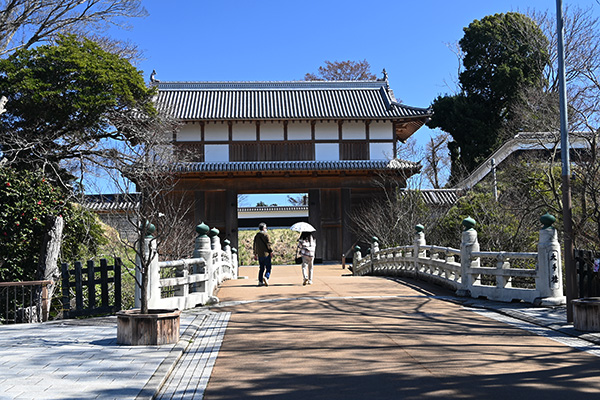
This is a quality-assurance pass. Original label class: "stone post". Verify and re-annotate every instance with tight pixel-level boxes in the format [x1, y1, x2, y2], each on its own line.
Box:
[193, 222, 212, 294]
[457, 217, 479, 297]
[231, 248, 239, 278]
[535, 213, 566, 305]
[352, 245, 362, 275]
[224, 239, 236, 278]
[224, 239, 232, 258]
[371, 236, 380, 254]
[371, 237, 379, 272]
[135, 223, 160, 309]
[209, 227, 221, 251]
[413, 224, 426, 275]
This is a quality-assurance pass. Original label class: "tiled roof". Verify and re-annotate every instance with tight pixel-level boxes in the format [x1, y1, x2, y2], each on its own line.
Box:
[176, 159, 419, 173]
[156, 80, 431, 121]
[83, 194, 139, 212]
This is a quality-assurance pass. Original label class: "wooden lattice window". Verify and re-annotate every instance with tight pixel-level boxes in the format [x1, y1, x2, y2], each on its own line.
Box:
[340, 142, 368, 160]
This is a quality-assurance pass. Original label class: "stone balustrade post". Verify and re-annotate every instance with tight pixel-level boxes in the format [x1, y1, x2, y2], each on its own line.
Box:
[224, 239, 231, 263]
[371, 236, 380, 254]
[193, 222, 212, 293]
[135, 223, 160, 309]
[413, 224, 426, 273]
[224, 239, 237, 278]
[231, 248, 239, 277]
[209, 227, 221, 251]
[535, 213, 566, 305]
[457, 217, 479, 297]
[352, 245, 362, 275]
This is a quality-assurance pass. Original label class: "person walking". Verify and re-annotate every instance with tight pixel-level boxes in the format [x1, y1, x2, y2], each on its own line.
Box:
[253, 222, 273, 286]
[297, 231, 316, 285]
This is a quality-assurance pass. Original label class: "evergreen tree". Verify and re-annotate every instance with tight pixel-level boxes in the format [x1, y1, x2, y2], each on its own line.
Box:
[428, 13, 549, 183]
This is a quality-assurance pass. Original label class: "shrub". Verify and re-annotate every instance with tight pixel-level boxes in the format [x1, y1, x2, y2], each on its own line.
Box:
[0, 168, 106, 281]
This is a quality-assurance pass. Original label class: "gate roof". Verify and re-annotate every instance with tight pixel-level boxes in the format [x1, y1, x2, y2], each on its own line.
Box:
[155, 80, 431, 122]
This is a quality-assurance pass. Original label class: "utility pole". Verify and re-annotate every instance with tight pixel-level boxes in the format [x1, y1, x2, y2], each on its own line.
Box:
[556, 0, 576, 322]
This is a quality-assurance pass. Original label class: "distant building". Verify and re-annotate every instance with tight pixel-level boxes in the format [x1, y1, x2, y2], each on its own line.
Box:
[84, 194, 139, 242]
[238, 205, 308, 229]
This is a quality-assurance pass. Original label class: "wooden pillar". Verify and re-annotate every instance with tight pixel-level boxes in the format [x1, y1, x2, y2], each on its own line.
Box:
[194, 191, 206, 224]
[341, 188, 352, 258]
[225, 189, 239, 251]
[319, 188, 342, 262]
[308, 189, 322, 261]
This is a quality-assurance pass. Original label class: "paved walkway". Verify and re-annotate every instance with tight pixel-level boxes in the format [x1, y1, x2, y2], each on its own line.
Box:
[1, 264, 600, 399]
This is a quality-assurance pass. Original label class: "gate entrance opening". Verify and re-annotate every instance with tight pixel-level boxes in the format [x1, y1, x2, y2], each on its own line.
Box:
[238, 193, 308, 230]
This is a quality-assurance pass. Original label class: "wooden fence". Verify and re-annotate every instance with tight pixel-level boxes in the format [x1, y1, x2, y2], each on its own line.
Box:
[61, 258, 122, 318]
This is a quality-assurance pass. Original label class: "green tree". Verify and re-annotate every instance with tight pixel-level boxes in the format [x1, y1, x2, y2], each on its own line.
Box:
[305, 59, 377, 81]
[0, 167, 105, 282]
[428, 12, 549, 183]
[0, 34, 157, 188]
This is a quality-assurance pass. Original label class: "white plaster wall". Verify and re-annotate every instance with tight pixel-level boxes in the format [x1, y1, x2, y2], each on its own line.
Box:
[342, 121, 366, 139]
[315, 143, 340, 161]
[232, 123, 256, 141]
[205, 144, 229, 162]
[205, 123, 229, 141]
[260, 122, 284, 140]
[287, 122, 311, 140]
[177, 123, 201, 141]
[314, 121, 339, 140]
[370, 121, 393, 139]
[369, 142, 394, 160]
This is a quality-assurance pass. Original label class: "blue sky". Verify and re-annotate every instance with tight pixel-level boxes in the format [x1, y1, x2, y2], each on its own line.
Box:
[105, 0, 599, 205]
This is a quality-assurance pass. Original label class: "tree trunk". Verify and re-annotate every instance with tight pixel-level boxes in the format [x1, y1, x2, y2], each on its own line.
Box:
[36, 215, 64, 321]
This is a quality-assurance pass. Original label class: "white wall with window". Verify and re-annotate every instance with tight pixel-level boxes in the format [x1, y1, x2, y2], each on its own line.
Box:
[205, 123, 228, 141]
[177, 123, 201, 141]
[315, 143, 340, 161]
[314, 121, 338, 140]
[260, 122, 284, 140]
[369, 121, 393, 139]
[287, 121, 311, 140]
[369, 142, 393, 160]
[232, 122, 256, 141]
[342, 121, 366, 139]
[204, 144, 229, 162]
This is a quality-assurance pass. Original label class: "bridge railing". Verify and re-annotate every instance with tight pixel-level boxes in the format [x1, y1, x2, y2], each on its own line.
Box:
[353, 215, 565, 305]
[135, 223, 238, 310]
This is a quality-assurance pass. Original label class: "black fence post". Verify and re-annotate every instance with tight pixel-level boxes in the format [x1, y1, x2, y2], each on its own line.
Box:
[114, 258, 122, 312]
[100, 259, 109, 308]
[61, 262, 71, 318]
[87, 260, 96, 310]
[75, 261, 83, 311]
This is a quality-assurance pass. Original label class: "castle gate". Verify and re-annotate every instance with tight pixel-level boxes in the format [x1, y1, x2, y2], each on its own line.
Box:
[156, 78, 431, 261]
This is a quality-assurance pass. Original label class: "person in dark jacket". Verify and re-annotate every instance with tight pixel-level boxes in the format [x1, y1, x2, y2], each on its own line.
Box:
[253, 222, 273, 286]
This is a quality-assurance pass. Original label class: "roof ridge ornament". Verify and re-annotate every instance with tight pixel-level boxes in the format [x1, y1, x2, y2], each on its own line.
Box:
[150, 69, 160, 84]
[378, 69, 389, 89]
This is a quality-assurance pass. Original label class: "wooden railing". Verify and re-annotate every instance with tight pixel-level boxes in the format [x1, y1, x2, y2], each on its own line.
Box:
[0, 280, 52, 323]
